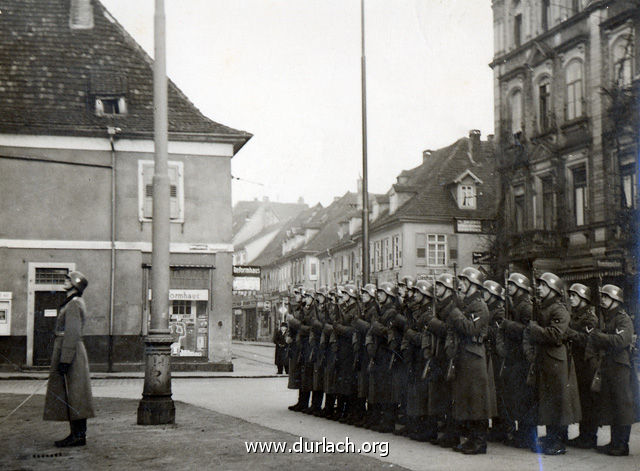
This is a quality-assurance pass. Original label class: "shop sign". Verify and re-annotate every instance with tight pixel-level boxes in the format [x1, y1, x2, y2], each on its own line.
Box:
[596, 259, 623, 269]
[456, 219, 482, 233]
[472, 251, 492, 264]
[148, 289, 209, 301]
[233, 266, 261, 276]
[233, 277, 260, 291]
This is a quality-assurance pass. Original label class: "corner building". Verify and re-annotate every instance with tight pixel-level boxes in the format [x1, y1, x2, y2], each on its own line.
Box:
[491, 1, 638, 323]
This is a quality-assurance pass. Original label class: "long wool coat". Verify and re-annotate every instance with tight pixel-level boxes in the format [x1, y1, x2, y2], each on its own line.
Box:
[298, 303, 316, 392]
[367, 300, 395, 404]
[43, 295, 95, 421]
[287, 301, 303, 390]
[403, 299, 432, 417]
[499, 292, 536, 424]
[446, 290, 497, 421]
[526, 295, 581, 426]
[589, 306, 640, 425]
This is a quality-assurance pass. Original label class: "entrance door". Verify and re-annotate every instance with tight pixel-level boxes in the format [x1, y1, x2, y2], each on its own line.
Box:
[34, 291, 67, 366]
[245, 308, 257, 341]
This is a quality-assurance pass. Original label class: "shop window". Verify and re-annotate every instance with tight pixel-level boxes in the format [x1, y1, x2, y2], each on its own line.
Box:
[139, 160, 184, 222]
[169, 300, 207, 357]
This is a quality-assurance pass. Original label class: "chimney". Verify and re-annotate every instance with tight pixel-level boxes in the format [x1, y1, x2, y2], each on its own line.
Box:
[469, 129, 481, 160]
[70, 0, 94, 30]
[297, 196, 304, 204]
[422, 150, 433, 162]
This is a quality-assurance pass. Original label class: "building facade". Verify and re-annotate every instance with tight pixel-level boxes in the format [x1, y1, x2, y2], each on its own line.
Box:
[0, 0, 251, 370]
[491, 0, 638, 322]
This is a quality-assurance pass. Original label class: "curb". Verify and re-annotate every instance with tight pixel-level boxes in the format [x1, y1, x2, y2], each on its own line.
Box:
[0, 373, 286, 380]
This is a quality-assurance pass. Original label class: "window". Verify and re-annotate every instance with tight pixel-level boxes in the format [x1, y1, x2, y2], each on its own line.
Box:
[542, 177, 556, 230]
[514, 14, 522, 48]
[566, 60, 583, 120]
[621, 164, 637, 208]
[509, 89, 523, 135]
[374, 241, 382, 272]
[458, 184, 476, 209]
[138, 160, 184, 222]
[612, 36, 633, 87]
[571, 0, 580, 14]
[369, 242, 375, 273]
[95, 97, 127, 116]
[572, 166, 587, 226]
[416, 233, 427, 259]
[392, 234, 402, 268]
[538, 79, 551, 131]
[35, 268, 69, 285]
[427, 235, 447, 266]
[542, 0, 550, 32]
[514, 185, 525, 232]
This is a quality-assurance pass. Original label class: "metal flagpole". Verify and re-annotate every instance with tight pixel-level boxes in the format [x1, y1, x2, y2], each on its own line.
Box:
[361, 0, 370, 285]
[138, 0, 175, 425]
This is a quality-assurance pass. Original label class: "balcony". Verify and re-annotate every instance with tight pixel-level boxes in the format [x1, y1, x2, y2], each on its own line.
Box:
[507, 229, 567, 261]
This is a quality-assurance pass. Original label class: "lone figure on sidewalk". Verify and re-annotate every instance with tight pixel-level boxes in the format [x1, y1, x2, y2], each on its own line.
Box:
[273, 321, 289, 375]
[43, 270, 95, 447]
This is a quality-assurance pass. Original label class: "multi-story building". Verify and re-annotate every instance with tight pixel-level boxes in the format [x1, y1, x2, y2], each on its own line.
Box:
[490, 0, 638, 321]
[0, 0, 251, 370]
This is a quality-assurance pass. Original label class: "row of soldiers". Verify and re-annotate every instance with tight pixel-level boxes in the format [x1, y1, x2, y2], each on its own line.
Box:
[283, 268, 639, 456]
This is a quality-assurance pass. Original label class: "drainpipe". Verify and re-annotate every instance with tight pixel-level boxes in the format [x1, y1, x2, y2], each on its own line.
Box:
[107, 126, 120, 372]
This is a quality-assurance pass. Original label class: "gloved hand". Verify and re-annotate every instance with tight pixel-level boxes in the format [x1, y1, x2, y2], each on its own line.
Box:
[58, 362, 71, 375]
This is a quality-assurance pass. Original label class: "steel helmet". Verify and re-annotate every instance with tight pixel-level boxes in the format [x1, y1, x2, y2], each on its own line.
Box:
[482, 280, 504, 299]
[343, 284, 358, 299]
[316, 286, 328, 298]
[398, 276, 416, 290]
[537, 272, 563, 295]
[293, 285, 303, 295]
[377, 282, 396, 298]
[458, 267, 484, 287]
[507, 272, 530, 291]
[435, 273, 455, 290]
[336, 285, 345, 297]
[361, 283, 377, 298]
[414, 280, 434, 297]
[600, 284, 624, 303]
[304, 287, 316, 298]
[67, 271, 88, 294]
[568, 283, 591, 303]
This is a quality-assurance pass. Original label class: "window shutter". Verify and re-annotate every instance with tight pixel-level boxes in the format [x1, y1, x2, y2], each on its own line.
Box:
[398, 234, 403, 267]
[168, 165, 179, 220]
[449, 234, 458, 262]
[143, 163, 154, 219]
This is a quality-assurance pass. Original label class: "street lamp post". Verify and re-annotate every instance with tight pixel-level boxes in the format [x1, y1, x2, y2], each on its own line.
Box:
[137, 0, 175, 425]
[361, 0, 370, 285]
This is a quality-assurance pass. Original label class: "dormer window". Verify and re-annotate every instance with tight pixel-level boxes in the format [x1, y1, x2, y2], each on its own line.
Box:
[96, 97, 127, 116]
[458, 184, 476, 209]
[453, 169, 482, 210]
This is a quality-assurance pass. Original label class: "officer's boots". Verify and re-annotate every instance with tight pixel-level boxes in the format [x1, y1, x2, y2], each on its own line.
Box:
[409, 416, 438, 442]
[363, 404, 380, 429]
[461, 421, 488, 455]
[55, 419, 87, 448]
[289, 390, 310, 412]
[320, 394, 336, 418]
[304, 391, 323, 415]
[567, 423, 597, 449]
[372, 404, 395, 433]
[597, 425, 631, 456]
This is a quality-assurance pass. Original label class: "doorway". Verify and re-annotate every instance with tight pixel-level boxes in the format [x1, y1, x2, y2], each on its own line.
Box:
[33, 291, 67, 365]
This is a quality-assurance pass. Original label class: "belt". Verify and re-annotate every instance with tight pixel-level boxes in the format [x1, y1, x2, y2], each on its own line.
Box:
[54, 332, 65, 337]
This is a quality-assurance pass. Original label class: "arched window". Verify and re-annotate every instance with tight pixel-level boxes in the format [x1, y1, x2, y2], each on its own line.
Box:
[612, 36, 633, 87]
[537, 76, 551, 132]
[509, 89, 523, 135]
[566, 60, 583, 120]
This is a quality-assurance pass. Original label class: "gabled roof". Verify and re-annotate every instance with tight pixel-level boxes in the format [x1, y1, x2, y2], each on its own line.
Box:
[232, 200, 308, 237]
[370, 136, 498, 230]
[0, 0, 252, 151]
[452, 169, 483, 185]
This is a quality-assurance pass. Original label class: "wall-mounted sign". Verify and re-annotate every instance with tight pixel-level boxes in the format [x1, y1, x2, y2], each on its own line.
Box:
[233, 266, 261, 276]
[44, 309, 58, 317]
[233, 277, 260, 291]
[472, 251, 492, 264]
[148, 289, 209, 301]
[455, 219, 483, 233]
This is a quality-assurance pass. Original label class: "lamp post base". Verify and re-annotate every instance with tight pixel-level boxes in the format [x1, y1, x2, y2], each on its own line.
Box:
[137, 334, 175, 425]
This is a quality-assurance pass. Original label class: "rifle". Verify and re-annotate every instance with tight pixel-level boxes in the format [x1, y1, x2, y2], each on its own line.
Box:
[526, 266, 539, 386]
[499, 267, 510, 378]
[422, 275, 437, 380]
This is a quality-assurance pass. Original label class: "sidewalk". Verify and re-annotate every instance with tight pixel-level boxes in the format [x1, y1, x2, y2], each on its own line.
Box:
[0, 394, 402, 470]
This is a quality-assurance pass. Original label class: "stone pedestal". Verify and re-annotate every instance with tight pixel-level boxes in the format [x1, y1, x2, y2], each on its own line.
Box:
[137, 334, 175, 425]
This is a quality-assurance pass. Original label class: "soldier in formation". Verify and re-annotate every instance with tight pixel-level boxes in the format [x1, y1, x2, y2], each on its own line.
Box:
[283, 269, 639, 456]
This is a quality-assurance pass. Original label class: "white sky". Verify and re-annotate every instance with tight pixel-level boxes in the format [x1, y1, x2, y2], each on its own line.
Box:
[101, 0, 495, 207]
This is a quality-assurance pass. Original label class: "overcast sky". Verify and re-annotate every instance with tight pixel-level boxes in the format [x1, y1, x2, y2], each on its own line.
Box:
[101, 0, 495, 207]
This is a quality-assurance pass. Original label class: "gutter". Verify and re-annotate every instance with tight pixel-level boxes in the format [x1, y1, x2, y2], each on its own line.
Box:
[107, 126, 121, 373]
